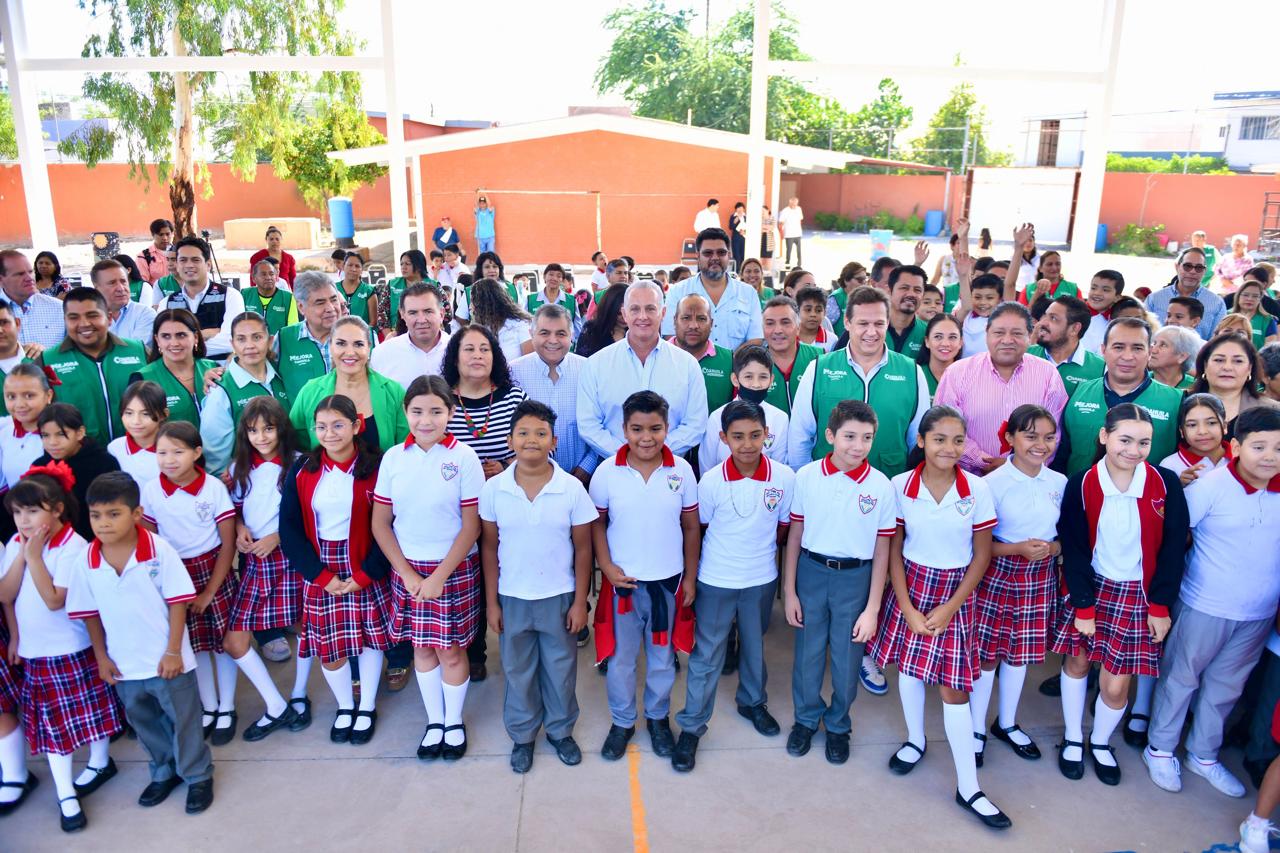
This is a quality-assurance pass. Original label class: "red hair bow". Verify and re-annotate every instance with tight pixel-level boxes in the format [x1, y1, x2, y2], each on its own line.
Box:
[997, 420, 1012, 455]
[41, 365, 62, 387]
[23, 459, 76, 494]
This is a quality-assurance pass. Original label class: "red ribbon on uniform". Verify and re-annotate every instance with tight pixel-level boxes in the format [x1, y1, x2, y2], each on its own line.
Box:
[41, 365, 62, 387]
[997, 420, 1012, 455]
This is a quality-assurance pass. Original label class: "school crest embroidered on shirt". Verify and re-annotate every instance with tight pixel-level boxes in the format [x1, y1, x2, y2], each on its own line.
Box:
[441, 462, 459, 481]
[955, 496, 974, 517]
[1151, 498, 1165, 518]
[858, 494, 877, 515]
[764, 431, 775, 450]
[666, 474, 683, 492]
[194, 500, 213, 523]
[763, 487, 783, 512]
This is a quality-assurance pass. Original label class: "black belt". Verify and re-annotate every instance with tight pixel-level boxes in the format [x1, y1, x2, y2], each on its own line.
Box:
[800, 548, 870, 571]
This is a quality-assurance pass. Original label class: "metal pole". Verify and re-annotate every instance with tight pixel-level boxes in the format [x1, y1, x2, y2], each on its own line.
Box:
[744, 0, 769, 259]
[1, 0, 58, 248]
[1183, 109, 1195, 174]
[1072, 0, 1125, 257]
[381, 0, 411, 262]
[410, 154, 426, 252]
[959, 115, 971, 175]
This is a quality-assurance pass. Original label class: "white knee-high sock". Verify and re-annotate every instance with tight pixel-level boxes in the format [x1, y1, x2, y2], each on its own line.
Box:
[416, 666, 445, 747]
[0, 726, 29, 800]
[997, 662, 1032, 746]
[442, 678, 470, 746]
[291, 654, 313, 700]
[943, 701, 998, 816]
[194, 651, 217, 720]
[970, 668, 995, 750]
[46, 752, 81, 817]
[1090, 695, 1126, 767]
[321, 664, 355, 721]
[356, 649, 383, 714]
[214, 651, 238, 719]
[233, 648, 288, 721]
[73, 737, 111, 787]
[1060, 669, 1088, 763]
[895, 674, 927, 762]
[1130, 674, 1155, 730]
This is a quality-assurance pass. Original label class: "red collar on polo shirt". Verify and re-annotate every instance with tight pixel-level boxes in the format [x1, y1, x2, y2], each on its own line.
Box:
[251, 452, 282, 469]
[159, 468, 207, 497]
[903, 462, 971, 500]
[815, 327, 829, 343]
[88, 526, 156, 569]
[125, 434, 156, 455]
[1087, 305, 1112, 319]
[820, 454, 871, 483]
[1177, 441, 1233, 469]
[614, 445, 676, 467]
[12, 420, 31, 438]
[725, 456, 771, 482]
[403, 433, 458, 451]
[16, 522, 75, 549]
[320, 451, 356, 473]
[1227, 458, 1280, 494]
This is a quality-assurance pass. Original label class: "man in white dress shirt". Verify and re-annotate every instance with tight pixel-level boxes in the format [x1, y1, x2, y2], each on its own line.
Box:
[369, 283, 451, 387]
[694, 199, 722, 234]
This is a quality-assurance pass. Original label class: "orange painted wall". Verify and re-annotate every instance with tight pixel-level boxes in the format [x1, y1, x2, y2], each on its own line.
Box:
[791, 172, 964, 230]
[1097, 171, 1280, 247]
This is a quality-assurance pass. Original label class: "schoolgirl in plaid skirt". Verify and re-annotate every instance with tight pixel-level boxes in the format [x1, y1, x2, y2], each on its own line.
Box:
[1053, 404, 1188, 787]
[372, 375, 484, 760]
[280, 393, 393, 746]
[972, 405, 1067, 765]
[867, 406, 1010, 830]
[0, 617, 32, 819]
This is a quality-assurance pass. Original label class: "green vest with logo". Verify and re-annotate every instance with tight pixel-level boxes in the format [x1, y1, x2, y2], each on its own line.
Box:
[943, 282, 961, 314]
[698, 347, 735, 414]
[1027, 344, 1106, 395]
[888, 317, 928, 360]
[277, 324, 328, 402]
[218, 367, 292, 429]
[43, 338, 147, 446]
[527, 289, 577, 320]
[832, 288, 849, 337]
[810, 348, 920, 475]
[1248, 312, 1274, 351]
[129, 280, 145, 303]
[132, 358, 218, 427]
[1062, 377, 1181, 475]
[766, 342, 821, 415]
[339, 281, 376, 322]
[0, 357, 35, 416]
[243, 288, 296, 337]
[154, 275, 179, 299]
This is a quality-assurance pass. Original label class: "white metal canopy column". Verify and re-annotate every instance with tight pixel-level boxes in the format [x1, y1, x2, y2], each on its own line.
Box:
[1, 0, 57, 249]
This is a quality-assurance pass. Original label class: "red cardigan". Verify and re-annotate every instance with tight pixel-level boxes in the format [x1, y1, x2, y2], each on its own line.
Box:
[249, 248, 297, 285]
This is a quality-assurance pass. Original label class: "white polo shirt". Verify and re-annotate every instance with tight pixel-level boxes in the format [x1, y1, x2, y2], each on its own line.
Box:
[66, 528, 198, 680]
[984, 461, 1066, 544]
[6, 525, 91, 659]
[1159, 445, 1231, 484]
[1090, 461, 1145, 583]
[792, 456, 896, 559]
[108, 434, 159, 488]
[698, 401, 790, 477]
[140, 470, 235, 559]
[588, 446, 698, 582]
[0, 417, 44, 490]
[698, 457, 794, 589]
[368, 330, 450, 389]
[1182, 462, 1280, 621]
[479, 461, 599, 600]
[893, 464, 997, 569]
[313, 455, 356, 541]
[1080, 312, 1108, 354]
[961, 312, 989, 359]
[229, 456, 284, 540]
[374, 434, 484, 562]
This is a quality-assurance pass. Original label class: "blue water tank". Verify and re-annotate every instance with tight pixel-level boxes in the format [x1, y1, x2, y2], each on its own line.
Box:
[328, 196, 355, 248]
[924, 209, 944, 237]
[1095, 222, 1108, 252]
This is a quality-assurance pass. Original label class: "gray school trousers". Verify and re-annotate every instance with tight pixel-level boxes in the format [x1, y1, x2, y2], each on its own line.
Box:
[114, 670, 213, 784]
[676, 578, 776, 737]
[791, 553, 872, 734]
[1148, 601, 1272, 759]
[499, 592, 579, 744]
[606, 581, 678, 728]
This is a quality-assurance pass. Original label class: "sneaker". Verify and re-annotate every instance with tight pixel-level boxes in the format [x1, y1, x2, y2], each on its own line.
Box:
[1184, 754, 1247, 798]
[1143, 747, 1182, 793]
[260, 638, 292, 663]
[1239, 817, 1280, 853]
[859, 659, 888, 696]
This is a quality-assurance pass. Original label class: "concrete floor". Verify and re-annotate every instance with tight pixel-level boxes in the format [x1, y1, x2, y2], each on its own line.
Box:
[0, 596, 1260, 852]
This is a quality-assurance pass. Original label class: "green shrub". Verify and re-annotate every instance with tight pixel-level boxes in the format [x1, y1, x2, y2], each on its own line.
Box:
[1105, 153, 1233, 175]
[1104, 222, 1167, 257]
[904, 213, 924, 235]
[813, 211, 840, 230]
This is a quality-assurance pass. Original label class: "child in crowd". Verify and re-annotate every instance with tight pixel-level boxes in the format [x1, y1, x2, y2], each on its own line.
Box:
[795, 286, 835, 352]
[0, 605, 27, 816]
[0, 464, 123, 832]
[868, 405, 1009, 829]
[1053, 404, 1188, 787]
[200, 312, 292, 475]
[782, 400, 894, 763]
[699, 346, 789, 476]
[66, 472, 214, 814]
[139, 422, 239, 745]
[1, 364, 54, 491]
[34, 404, 120, 541]
[1079, 270, 1126, 354]
[590, 391, 699, 762]
[919, 285, 945, 323]
[280, 395, 392, 746]
[971, 406, 1065, 766]
[108, 381, 167, 486]
[224, 397, 307, 741]
[373, 376, 483, 761]
[954, 273, 1002, 358]
[479, 399, 596, 773]
[674, 400, 795, 772]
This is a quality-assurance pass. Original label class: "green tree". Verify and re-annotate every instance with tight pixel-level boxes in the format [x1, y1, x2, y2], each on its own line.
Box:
[0, 93, 17, 160]
[272, 101, 387, 209]
[908, 82, 1011, 171]
[59, 0, 378, 237]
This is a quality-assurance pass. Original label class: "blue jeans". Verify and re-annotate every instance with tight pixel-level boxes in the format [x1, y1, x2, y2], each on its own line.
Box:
[477, 236, 495, 254]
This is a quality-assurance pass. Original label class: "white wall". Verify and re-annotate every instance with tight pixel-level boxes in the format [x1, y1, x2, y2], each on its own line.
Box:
[967, 167, 1078, 245]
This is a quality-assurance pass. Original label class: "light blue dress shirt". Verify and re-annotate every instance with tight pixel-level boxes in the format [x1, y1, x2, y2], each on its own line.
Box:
[660, 273, 764, 350]
[510, 351, 599, 475]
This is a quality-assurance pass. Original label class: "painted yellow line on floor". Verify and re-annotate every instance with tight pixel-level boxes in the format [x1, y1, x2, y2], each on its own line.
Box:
[627, 742, 650, 853]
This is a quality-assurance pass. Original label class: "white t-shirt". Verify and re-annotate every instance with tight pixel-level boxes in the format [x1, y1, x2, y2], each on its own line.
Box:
[893, 465, 997, 569]
[0, 417, 44, 490]
[496, 318, 532, 363]
[588, 446, 698, 582]
[961, 312, 989, 359]
[777, 206, 804, 239]
[368, 331, 450, 388]
[6, 525, 91, 659]
[229, 457, 284, 539]
[479, 461, 599, 600]
[984, 461, 1066, 544]
[1080, 312, 1108, 354]
[791, 456, 896, 559]
[140, 470, 235, 558]
[1090, 461, 1145, 583]
[694, 209, 722, 233]
[697, 457, 794, 589]
[699, 401, 790, 476]
[108, 435, 159, 488]
[374, 435, 484, 562]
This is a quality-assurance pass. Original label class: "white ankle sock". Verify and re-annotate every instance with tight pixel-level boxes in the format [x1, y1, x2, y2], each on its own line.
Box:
[1090, 695, 1126, 766]
[233, 648, 288, 723]
[970, 668, 995, 751]
[943, 701, 997, 816]
[74, 738, 111, 786]
[443, 678, 470, 746]
[291, 653, 314, 700]
[417, 667, 445, 746]
[1059, 669, 1087, 763]
[46, 751, 80, 816]
[895, 674, 927, 762]
[321, 664, 355, 725]
[997, 663, 1032, 746]
[194, 652, 218, 725]
[1130, 675, 1155, 730]
[0, 726, 28, 802]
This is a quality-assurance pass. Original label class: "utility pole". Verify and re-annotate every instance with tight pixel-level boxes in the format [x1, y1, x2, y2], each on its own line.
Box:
[959, 115, 971, 175]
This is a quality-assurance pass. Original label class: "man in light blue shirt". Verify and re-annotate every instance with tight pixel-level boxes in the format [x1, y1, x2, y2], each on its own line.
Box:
[0, 249, 65, 352]
[660, 227, 763, 350]
[578, 281, 708, 457]
[93, 258, 157, 346]
[474, 194, 497, 254]
[1145, 248, 1226, 341]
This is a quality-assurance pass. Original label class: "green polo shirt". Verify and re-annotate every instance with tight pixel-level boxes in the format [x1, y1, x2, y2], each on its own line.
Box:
[1027, 344, 1106, 395]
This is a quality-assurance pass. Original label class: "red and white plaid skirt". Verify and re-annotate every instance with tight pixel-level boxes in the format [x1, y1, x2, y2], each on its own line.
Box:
[973, 553, 1058, 666]
[869, 559, 980, 692]
[20, 647, 124, 756]
[298, 539, 394, 664]
[0, 633, 20, 715]
[230, 547, 303, 632]
[183, 547, 238, 654]
[1050, 576, 1160, 677]
[391, 553, 482, 649]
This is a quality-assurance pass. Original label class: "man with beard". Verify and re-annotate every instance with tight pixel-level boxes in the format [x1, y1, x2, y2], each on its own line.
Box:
[662, 228, 763, 350]
[1145, 247, 1227, 341]
[1026, 295, 1104, 395]
[369, 283, 451, 387]
[670, 293, 734, 415]
[885, 265, 929, 359]
[760, 296, 820, 416]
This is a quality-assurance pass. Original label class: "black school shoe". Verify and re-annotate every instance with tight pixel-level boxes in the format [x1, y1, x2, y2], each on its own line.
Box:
[137, 775, 181, 807]
[209, 711, 238, 747]
[955, 790, 1012, 830]
[974, 732, 987, 768]
[825, 732, 850, 765]
[990, 722, 1041, 761]
[329, 709, 355, 744]
[288, 697, 313, 732]
[786, 723, 816, 757]
[243, 706, 300, 742]
[601, 724, 634, 761]
[1089, 742, 1121, 786]
[185, 779, 214, 815]
[0, 774, 38, 816]
[647, 718, 675, 757]
[1057, 740, 1085, 780]
[442, 724, 468, 761]
[349, 710, 378, 746]
[1122, 714, 1150, 749]
[737, 704, 780, 737]
[59, 796, 86, 833]
[888, 741, 926, 775]
[510, 742, 535, 774]
[417, 724, 444, 760]
[547, 734, 582, 766]
[671, 732, 699, 773]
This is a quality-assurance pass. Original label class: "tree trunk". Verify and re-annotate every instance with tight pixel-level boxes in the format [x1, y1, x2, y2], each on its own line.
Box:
[170, 24, 198, 238]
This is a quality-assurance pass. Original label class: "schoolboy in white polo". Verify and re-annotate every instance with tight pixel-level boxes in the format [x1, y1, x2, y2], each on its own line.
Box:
[782, 399, 896, 764]
[673, 400, 794, 772]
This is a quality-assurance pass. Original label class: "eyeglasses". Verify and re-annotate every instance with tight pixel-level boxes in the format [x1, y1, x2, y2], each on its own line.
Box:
[1181, 263, 1207, 273]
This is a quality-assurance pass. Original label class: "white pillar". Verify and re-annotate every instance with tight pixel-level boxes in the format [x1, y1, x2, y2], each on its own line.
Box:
[744, 0, 770, 258]
[1, 0, 58, 248]
[410, 154, 426, 252]
[380, 0, 411, 261]
[1071, 0, 1125, 257]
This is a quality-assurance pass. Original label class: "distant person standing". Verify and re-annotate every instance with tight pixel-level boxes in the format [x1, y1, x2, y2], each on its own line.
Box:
[248, 225, 297, 285]
[760, 205, 777, 274]
[475, 194, 497, 254]
[433, 216, 460, 253]
[1190, 230, 1217, 287]
[777, 197, 804, 269]
[728, 202, 748, 272]
[136, 218, 173, 285]
[694, 199, 722, 234]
